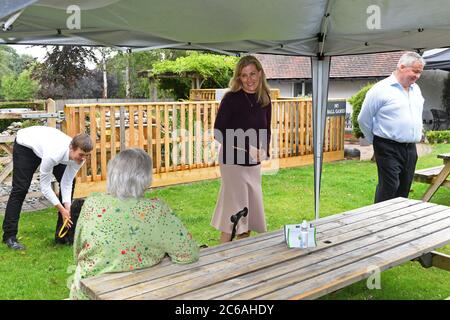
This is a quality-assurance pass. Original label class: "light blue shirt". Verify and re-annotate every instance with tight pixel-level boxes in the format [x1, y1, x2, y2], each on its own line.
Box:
[357, 74, 424, 144]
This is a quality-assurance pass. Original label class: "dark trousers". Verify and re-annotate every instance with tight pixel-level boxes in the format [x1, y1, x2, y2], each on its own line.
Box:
[2, 141, 75, 242]
[373, 135, 418, 203]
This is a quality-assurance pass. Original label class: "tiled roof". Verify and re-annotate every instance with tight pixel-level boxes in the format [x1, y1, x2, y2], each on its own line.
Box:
[254, 51, 405, 79]
[254, 54, 310, 79]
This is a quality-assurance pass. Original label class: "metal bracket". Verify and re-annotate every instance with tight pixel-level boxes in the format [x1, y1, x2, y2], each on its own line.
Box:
[0, 108, 31, 113]
[416, 252, 433, 268]
[0, 109, 65, 121]
[21, 110, 65, 120]
[415, 251, 450, 271]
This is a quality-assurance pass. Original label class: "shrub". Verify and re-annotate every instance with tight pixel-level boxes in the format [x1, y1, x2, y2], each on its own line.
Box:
[1, 70, 40, 101]
[348, 83, 375, 138]
[152, 52, 238, 100]
[425, 130, 450, 144]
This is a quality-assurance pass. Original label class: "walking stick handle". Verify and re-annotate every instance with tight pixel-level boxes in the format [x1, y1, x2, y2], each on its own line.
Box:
[230, 207, 248, 241]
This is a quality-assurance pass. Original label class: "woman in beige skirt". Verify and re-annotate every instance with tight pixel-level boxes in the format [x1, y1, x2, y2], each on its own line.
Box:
[212, 55, 272, 243]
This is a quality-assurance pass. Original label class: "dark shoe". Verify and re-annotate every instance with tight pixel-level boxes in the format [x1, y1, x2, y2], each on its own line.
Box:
[4, 237, 26, 250]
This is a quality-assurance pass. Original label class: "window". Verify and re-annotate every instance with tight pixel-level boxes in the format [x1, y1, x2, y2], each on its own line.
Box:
[294, 81, 312, 97]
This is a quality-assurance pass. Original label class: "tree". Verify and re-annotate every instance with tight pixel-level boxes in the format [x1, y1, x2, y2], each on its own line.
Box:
[1, 69, 40, 101]
[67, 69, 120, 99]
[0, 46, 20, 78]
[97, 47, 114, 98]
[69, 71, 102, 99]
[151, 52, 238, 100]
[0, 46, 37, 98]
[32, 46, 97, 98]
[106, 49, 188, 99]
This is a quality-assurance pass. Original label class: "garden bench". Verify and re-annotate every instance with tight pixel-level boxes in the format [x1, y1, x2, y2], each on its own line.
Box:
[430, 109, 449, 131]
[80, 197, 450, 300]
[414, 153, 450, 202]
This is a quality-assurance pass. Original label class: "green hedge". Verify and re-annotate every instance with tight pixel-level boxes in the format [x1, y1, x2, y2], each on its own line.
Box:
[426, 130, 450, 144]
[349, 83, 374, 138]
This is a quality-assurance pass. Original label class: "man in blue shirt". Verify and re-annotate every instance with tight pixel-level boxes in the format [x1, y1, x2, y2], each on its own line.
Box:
[358, 51, 425, 203]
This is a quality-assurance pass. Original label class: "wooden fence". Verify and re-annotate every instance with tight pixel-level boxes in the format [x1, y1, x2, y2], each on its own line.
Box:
[190, 88, 280, 101]
[63, 99, 344, 198]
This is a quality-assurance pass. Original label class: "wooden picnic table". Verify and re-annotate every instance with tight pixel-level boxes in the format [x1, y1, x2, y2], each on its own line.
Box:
[415, 153, 450, 202]
[80, 197, 450, 300]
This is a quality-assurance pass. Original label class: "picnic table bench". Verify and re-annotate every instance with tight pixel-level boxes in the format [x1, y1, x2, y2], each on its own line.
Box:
[414, 153, 450, 202]
[80, 197, 450, 300]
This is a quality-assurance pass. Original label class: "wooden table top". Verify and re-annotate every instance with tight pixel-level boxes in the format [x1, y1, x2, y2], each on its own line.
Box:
[80, 197, 450, 300]
[438, 153, 450, 161]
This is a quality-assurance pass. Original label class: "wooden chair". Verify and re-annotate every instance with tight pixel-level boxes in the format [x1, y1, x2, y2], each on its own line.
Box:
[430, 108, 449, 130]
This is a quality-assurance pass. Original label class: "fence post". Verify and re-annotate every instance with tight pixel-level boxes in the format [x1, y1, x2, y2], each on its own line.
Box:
[46, 98, 57, 128]
[45, 98, 59, 193]
[119, 106, 126, 151]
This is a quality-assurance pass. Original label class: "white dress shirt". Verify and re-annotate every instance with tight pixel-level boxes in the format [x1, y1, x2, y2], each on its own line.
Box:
[16, 126, 82, 206]
[357, 74, 424, 144]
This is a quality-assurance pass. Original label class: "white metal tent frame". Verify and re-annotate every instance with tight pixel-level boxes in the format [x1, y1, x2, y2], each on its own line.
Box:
[2, 0, 450, 218]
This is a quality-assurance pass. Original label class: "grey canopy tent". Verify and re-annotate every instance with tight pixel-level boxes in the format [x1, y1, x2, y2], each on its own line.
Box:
[2, 0, 450, 219]
[424, 48, 450, 71]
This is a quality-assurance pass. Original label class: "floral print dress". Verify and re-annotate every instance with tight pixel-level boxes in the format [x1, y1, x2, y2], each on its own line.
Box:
[69, 193, 199, 299]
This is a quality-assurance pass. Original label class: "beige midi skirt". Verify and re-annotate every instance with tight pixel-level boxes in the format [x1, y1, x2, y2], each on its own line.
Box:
[211, 163, 266, 235]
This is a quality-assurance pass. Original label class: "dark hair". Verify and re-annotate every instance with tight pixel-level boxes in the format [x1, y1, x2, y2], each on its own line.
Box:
[70, 133, 93, 152]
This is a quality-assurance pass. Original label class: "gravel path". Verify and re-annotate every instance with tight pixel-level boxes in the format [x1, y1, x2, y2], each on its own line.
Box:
[0, 176, 52, 214]
[344, 142, 433, 161]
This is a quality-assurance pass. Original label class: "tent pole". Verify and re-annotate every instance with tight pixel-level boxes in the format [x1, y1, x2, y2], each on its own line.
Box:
[311, 55, 331, 220]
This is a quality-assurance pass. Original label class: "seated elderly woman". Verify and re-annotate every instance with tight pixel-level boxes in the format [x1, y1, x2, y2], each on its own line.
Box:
[69, 148, 199, 299]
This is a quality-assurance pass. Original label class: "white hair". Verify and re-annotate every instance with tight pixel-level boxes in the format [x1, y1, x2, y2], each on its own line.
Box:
[106, 148, 152, 199]
[397, 51, 426, 68]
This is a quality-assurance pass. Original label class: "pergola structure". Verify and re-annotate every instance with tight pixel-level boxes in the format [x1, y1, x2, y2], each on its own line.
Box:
[137, 69, 205, 100]
[138, 70, 204, 90]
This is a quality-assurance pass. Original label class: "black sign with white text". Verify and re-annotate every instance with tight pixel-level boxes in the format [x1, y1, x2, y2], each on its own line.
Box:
[326, 100, 346, 117]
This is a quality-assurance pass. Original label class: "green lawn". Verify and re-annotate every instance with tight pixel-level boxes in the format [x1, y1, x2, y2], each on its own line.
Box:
[0, 144, 449, 300]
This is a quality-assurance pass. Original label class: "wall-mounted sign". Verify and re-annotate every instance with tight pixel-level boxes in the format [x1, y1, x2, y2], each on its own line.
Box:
[326, 100, 346, 117]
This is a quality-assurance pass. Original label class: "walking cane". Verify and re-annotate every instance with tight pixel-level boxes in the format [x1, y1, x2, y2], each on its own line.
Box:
[230, 207, 248, 241]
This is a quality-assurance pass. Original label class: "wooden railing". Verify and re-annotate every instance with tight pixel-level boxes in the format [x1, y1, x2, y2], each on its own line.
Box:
[189, 89, 216, 101]
[63, 99, 344, 197]
[190, 88, 280, 101]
